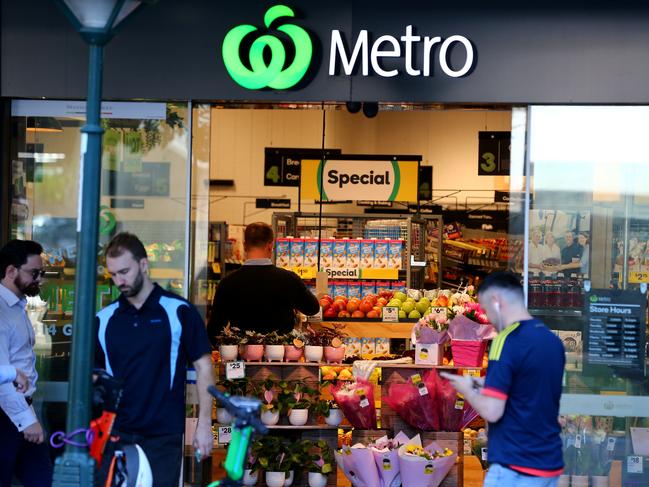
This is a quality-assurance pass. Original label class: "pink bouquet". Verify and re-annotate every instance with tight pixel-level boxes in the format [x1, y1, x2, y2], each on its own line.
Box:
[334, 445, 380, 487]
[397, 436, 457, 487]
[331, 377, 377, 429]
[412, 312, 450, 345]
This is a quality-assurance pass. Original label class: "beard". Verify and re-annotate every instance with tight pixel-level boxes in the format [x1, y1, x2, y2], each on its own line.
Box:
[16, 274, 40, 297]
[119, 270, 144, 298]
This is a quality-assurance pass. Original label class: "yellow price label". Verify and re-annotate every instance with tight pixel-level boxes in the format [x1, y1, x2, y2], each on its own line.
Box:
[293, 267, 316, 279]
[629, 271, 649, 283]
[411, 374, 422, 384]
[463, 369, 481, 377]
[212, 263, 221, 273]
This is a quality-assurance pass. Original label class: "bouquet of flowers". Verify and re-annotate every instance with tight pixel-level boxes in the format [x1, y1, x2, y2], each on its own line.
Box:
[397, 435, 457, 487]
[412, 313, 450, 345]
[369, 432, 411, 487]
[383, 370, 441, 431]
[331, 378, 377, 429]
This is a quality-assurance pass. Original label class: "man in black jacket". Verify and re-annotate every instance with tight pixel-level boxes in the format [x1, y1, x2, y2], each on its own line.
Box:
[208, 222, 320, 344]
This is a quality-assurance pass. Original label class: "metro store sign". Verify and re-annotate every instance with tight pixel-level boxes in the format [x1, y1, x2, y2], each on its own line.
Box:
[222, 4, 475, 90]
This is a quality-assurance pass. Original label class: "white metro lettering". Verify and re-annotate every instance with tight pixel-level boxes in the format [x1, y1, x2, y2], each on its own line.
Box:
[329, 25, 474, 78]
[327, 170, 390, 188]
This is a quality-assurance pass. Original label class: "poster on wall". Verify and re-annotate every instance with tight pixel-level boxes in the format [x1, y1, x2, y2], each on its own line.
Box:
[478, 131, 510, 176]
[300, 156, 420, 202]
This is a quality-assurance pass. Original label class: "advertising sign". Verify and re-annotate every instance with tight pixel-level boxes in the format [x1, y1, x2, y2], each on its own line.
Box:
[300, 158, 419, 202]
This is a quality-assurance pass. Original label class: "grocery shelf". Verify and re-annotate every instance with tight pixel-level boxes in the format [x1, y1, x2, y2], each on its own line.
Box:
[215, 360, 483, 370]
[213, 423, 352, 430]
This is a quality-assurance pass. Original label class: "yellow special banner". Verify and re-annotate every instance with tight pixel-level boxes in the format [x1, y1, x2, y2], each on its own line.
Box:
[300, 159, 419, 202]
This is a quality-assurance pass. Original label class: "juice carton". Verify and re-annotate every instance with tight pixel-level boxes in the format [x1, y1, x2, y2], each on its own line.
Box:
[332, 281, 348, 299]
[289, 238, 305, 268]
[304, 238, 319, 269]
[375, 337, 390, 355]
[388, 239, 404, 269]
[374, 239, 389, 268]
[276, 237, 291, 269]
[377, 281, 392, 296]
[391, 281, 407, 294]
[333, 239, 348, 269]
[361, 337, 376, 357]
[319, 238, 334, 270]
[347, 238, 361, 269]
[360, 239, 375, 269]
[347, 281, 362, 299]
[344, 337, 362, 358]
[362, 281, 377, 297]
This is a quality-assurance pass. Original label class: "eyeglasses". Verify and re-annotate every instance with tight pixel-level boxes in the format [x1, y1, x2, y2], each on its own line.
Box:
[20, 267, 46, 280]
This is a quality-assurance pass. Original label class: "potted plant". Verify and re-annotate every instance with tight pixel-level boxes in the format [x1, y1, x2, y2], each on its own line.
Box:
[303, 325, 327, 362]
[280, 380, 318, 426]
[242, 451, 259, 486]
[311, 398, 344, 427]
[284, 330, 306, 362]
[214, 323, 242, 361]
[253, 436, 291, 487]
[259, 378, 281, 425]
[320, 323, 347, 363]
[241, 330, 265, 361]
[214, 378, 249, 424]
[264, 331, 286, 362]
[304, 440, 335, 487]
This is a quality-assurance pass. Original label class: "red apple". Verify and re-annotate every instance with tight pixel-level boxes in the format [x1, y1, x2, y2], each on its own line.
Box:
[320, 298, 332, 311]
[366, 310, 380, 319]
[323, 307, 338, 319]
[359, 300, 373, 314]
[377, 297, 388, 307]
[351, 310, 365, 318]
[367, 295, 378, 306]
[338, 310, 351, 318]
[372, 306, 383, 314]
[334, 296, 348, 306]
[347, 301, 360, 313]
[321, 295, 334, 305]
[379, 290, 394, 300]
[333, 299, 346, 312]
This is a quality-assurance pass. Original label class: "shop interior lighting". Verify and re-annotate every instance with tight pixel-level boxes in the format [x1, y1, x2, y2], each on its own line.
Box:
[26, 117, 63, 133]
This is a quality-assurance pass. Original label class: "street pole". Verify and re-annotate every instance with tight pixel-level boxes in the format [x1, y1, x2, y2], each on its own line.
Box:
[52, 41, 104, 487]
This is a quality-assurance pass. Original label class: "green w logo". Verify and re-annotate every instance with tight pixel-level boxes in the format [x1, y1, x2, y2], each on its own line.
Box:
[222, 5, 313, 90]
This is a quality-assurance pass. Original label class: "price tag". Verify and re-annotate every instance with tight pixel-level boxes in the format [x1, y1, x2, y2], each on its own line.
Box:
[455, 394, 464, 409]
[225, 361, 245, 380]
[382, 306, 399, 322]
[417, 383, 429, 396]
[463, 369, 481, 377]
[218, 426, 232, 444]
[359, 397, 370, 408]
[481, 448, 488, 461]
[628, 456, 643, 474]
[575, 434, 581, 449]
[411, 374, 423, 384]
[607, 437, 616, 452]
[629, 271, 649, 284]
[431, 307, 448, 318]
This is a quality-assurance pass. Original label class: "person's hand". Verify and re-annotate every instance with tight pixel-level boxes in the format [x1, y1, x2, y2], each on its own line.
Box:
[439, 371, 476, 396]
[192, 419, 214, 461]
[23, 421, 44, 444]
[13, 369, 29, 392]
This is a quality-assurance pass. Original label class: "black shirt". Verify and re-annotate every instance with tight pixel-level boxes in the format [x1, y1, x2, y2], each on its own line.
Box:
[561, 243, 583, 265]
[95, 284, 211, 436]
[208, 262, 320, 345]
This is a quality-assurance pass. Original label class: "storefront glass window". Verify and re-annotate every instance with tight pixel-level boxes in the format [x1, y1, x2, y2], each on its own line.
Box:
[518, 106, 649, 482]
[8, 99, 190, 453]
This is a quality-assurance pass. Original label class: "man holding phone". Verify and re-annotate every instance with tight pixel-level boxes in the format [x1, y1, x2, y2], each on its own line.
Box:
[441, 271, 565, 487]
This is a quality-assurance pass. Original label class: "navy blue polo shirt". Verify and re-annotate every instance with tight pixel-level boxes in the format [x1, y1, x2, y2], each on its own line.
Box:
[95, 284, 211, 436]
[483, 319, 565, 475]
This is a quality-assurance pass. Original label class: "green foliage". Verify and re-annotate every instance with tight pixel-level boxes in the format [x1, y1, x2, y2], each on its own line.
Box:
[251, 436, 291, 472]
[214, 323, 242, 345]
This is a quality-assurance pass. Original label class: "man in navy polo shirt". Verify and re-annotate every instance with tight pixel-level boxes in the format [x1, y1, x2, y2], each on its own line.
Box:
[95, 233, 214, 486]
[442, 271, 565, 487]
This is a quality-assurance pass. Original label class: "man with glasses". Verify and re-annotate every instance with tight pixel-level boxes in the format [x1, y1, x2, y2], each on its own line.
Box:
[0, 239, 52, 487]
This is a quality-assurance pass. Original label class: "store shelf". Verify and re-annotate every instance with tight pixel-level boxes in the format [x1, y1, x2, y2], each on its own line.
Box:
[214, 423, 352, 430]
[217, 360, 483, 370]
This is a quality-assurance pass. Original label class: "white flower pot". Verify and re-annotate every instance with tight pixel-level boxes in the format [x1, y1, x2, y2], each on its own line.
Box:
[261, 410, 280, 425]
[288, 409, 309, 426]
[308, 472, 328, 487]
[284, 470, 294, 486]
[571, 475, 589, 487]
[216, 407, 233, 425]
[591, 476, 608, 487]
[324, 408, 343, 427]
[265, 344, 285, 362]
[243, 469, 258, 486]
[265, 471, 286, 487]
[219, 344, 239, 362]
[305, 345, 323, 363]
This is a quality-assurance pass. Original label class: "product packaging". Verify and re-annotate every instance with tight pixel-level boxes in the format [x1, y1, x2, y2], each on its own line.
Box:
[391, 281, 407, 293]
[377, 281, 392, 296]
[333, 281, 348, 299]
[362, 280, 377, 297]
[320, 238, 334, 270]
[360, 239, 375, 269]
[344, 337, 362, 357]
[374, 239, 389, 268]
[389, 239, 404, 269]
[348, 281, 362, 299]
[333, 239, 348, 269]
[361, 337, 376, 356]
[303, 238, 319, 269]
[347, 238, 361, 269]
[375, 337, 390, 355]
[275, 237, 291, 269]
[289, 238, 305, 268]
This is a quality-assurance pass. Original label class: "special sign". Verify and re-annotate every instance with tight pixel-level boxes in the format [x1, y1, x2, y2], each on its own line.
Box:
[300, 159, 419, 202]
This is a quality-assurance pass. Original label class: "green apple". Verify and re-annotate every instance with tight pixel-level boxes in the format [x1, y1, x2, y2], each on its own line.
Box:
[394, 291, 408, 302]
[388, 299, 402, 308]
[415, 301, 429, 315]
[401, 301, 415, 314]
[398, 310, 407, 319]
[418, 297, 431, 308]
[408, 310, 422, 319]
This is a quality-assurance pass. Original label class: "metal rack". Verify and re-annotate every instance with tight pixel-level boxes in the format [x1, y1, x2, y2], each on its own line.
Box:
[271, 212, 443, 289]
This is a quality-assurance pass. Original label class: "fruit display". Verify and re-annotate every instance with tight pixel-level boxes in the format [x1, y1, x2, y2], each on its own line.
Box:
[320, 365, 353, 382]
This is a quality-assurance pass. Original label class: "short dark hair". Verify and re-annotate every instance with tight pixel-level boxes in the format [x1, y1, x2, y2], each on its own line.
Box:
[478, 271, 524, 300]
[0, 239, 43, 279]
[244, 222, 274, 249]
[105, 232, 147, 261]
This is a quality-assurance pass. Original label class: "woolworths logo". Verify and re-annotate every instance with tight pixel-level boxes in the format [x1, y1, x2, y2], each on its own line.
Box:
[222, 5, 313, 90]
